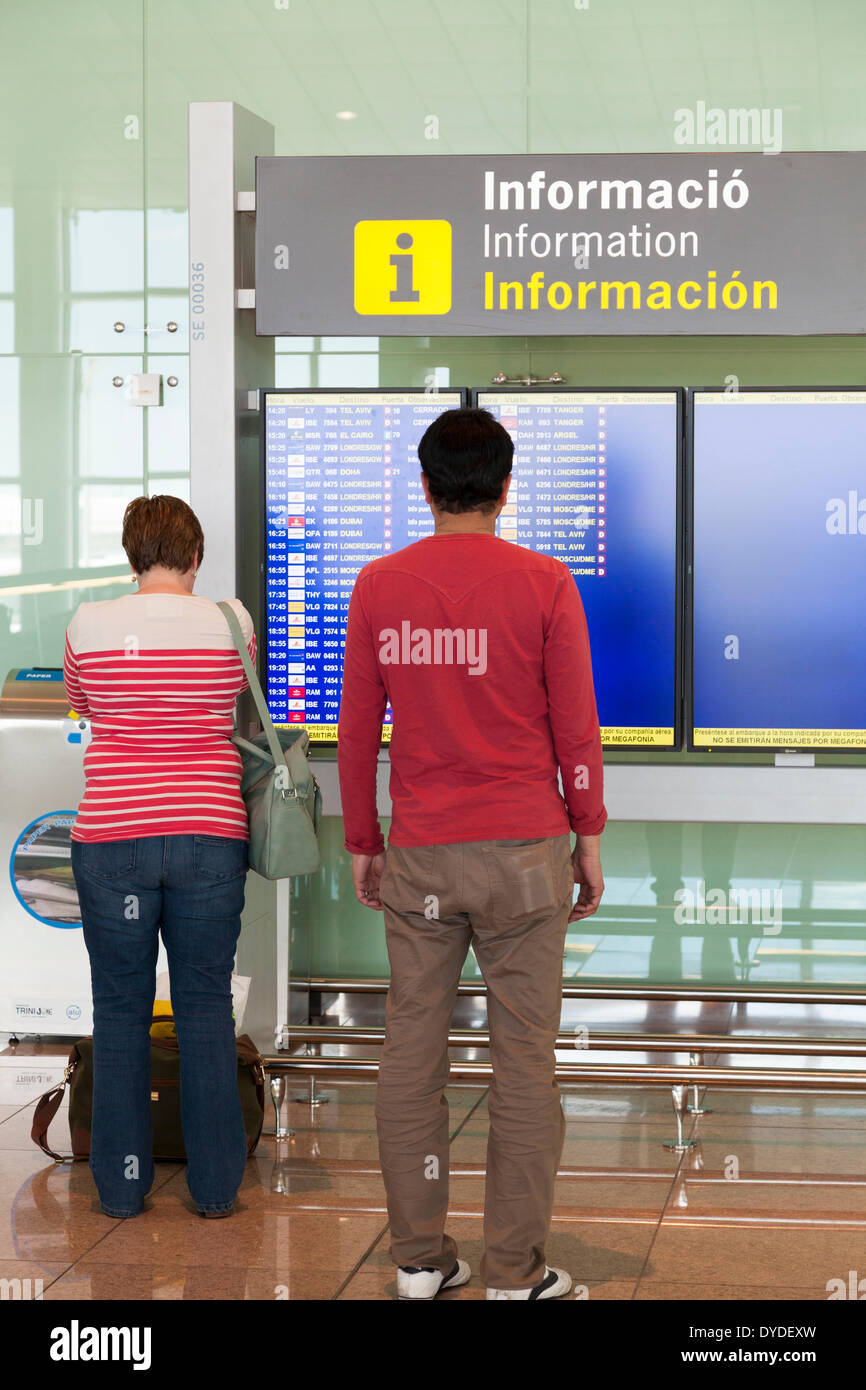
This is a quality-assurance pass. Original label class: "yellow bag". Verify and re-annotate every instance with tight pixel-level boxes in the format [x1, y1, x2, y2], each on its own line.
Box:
[150, 1001, 177, 1039]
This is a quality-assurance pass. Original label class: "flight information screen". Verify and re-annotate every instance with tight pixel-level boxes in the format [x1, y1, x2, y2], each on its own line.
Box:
[476, 389, 681, 746]
[263, 389, 465, 740]
[691, 389, 866, 750]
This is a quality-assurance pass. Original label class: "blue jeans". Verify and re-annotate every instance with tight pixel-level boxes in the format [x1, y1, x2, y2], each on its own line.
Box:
[71, 834, 249, 1218]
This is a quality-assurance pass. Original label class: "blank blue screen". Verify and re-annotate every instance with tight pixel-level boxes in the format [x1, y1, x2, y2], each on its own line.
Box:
[692, 390, 866, 748]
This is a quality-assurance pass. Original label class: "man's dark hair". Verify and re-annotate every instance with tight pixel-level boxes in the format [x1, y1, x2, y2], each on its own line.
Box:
[417, 407, 513, 515]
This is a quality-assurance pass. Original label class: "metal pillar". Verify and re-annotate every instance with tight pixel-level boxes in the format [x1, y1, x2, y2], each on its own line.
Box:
[188, 101, 304, 1049]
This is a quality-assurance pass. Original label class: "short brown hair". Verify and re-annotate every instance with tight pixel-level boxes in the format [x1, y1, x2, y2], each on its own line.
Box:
[122, 495, 204, 575]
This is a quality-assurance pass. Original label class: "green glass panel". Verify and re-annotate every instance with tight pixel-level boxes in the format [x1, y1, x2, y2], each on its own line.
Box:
[305, 818, 866, 990]
[0, 0, 864, 995]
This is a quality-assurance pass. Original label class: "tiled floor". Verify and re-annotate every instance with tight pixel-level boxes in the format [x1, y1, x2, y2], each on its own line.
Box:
[2, 1037, 865, 1301]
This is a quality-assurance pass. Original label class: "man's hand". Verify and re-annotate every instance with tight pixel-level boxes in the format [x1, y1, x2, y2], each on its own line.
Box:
[351, 852, 387, 910]
[569, 835, 604, 921]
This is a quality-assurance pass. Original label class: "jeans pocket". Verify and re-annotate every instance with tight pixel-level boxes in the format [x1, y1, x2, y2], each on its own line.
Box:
[77, 839, 137, 882]
[193, 835, 249, 881]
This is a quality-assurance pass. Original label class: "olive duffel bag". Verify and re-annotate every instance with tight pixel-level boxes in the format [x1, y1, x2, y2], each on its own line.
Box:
[31, 1018, 266, 1162]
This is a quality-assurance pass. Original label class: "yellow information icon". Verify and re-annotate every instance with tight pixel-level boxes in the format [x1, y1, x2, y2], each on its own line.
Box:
[354, 219, 452, 316]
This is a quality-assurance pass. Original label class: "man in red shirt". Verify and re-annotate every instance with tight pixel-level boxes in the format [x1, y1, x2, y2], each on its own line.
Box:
[338, 407, 606, 1301]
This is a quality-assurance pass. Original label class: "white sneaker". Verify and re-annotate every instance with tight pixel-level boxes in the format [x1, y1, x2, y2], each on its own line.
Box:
[397, 1258, 471, 1300]
[486, 1266, 572, 1300]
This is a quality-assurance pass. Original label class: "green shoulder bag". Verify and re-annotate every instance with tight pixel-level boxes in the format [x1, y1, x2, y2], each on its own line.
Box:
[217, 600, 322, 880]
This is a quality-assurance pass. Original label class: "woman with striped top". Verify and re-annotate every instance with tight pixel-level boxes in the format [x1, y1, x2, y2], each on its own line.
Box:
[64, 495, 256, 1219]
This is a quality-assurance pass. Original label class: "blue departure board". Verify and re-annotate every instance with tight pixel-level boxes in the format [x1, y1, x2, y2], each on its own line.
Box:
[691, 388, 866, 751]
[476, 389, 681, 747]
[263, 389, 465, 741]
[263, 386, 680, 748]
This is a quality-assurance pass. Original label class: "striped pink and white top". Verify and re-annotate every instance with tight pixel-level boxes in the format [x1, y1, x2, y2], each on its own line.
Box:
[63, 593, 256, 844]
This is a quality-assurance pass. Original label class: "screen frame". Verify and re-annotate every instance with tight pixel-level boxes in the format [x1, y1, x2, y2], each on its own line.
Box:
[687, 385, 866, 754]
[259, 385, 469, 748]
[472, 384, 685, 753]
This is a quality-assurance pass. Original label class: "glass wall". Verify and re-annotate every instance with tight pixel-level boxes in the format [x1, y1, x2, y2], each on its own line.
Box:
[304, 818, 866, 990]
[1, 0, 864, 986]
[3, 0, 865, 680]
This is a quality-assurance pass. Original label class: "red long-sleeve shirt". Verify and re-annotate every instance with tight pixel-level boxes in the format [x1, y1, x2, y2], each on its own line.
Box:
[337, 533, 607, 855]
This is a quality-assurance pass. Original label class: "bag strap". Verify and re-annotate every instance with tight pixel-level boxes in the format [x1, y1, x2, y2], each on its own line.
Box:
[216, 601, 295, 786]
[31, 1055, 79, 1162]
[231, 734, 276, 765]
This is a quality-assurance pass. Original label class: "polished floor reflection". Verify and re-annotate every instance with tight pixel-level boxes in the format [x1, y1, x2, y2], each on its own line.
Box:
[3, 1021, 865, 1301]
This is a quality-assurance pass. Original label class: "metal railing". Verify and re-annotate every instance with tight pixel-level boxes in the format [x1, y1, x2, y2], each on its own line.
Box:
[263, 1052, 866, 1150]
[266, 977, 866, 1147]
[292, 979, 866, 1077]
[308, 977, 866, 1005]
[285, 1024, 866, 1058]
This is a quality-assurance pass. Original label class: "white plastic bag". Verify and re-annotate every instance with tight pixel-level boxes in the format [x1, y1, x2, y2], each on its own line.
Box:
[154, 971, 251, 1035]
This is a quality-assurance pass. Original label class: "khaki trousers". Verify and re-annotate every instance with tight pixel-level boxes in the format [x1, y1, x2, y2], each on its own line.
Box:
[376, 834, 573, 1289]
